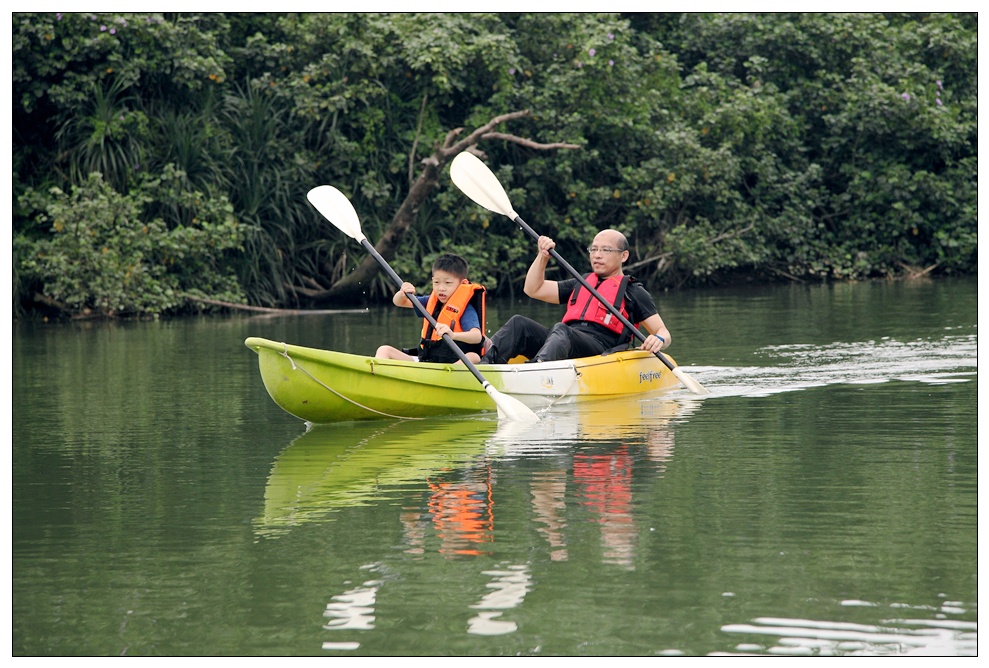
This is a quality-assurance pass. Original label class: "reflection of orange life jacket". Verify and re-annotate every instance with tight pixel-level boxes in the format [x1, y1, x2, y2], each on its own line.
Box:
[420, 281, 486, 355]
[428, 477, 493, 556]
[563, 273, 633, 339]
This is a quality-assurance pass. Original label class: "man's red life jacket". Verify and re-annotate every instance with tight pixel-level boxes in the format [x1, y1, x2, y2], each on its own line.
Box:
[563, 273, 633, 339]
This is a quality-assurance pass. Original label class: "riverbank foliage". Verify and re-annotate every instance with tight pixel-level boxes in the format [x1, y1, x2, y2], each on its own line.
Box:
[13, 12, 977, 317]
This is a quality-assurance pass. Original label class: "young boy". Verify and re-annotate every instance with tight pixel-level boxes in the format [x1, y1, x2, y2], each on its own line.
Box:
[375, 254, 486, 364]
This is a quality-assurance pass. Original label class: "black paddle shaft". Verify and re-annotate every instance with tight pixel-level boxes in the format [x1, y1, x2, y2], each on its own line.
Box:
[511, 215, 677, 373]
[360, 239, 491, 386]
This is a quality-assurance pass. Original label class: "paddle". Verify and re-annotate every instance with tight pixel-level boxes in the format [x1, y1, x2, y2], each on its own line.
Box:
[449, 151, 710, 396]
[305, 185, 541, 422]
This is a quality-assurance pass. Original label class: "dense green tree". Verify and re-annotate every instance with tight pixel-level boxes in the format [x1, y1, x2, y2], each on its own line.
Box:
[18, 168, 244, 316]
[12, 12, 977, 318]
[668, 12, 977, 279]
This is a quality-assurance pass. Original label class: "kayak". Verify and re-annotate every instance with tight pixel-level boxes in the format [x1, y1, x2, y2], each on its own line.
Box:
[244, 336, 682, 423]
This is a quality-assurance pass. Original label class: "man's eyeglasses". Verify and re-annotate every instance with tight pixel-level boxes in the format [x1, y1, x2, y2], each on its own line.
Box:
[586, 246, 624, 254]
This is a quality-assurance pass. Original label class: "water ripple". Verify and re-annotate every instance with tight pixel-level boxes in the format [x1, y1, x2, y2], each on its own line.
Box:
[684, 334, 976, 398]
[718, 600, 977, 656]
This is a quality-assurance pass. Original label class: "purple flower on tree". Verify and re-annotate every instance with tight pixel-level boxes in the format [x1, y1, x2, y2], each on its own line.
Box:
[589, 48, 596, 57]
[56, 13, 62, 20]
[901, 92, 910, 101]
[101, 25, 107, 32]
[936, 80, 943, 90]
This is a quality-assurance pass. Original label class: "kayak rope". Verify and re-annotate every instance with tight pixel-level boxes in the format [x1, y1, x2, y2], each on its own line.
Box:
[278, 347, 425, 420]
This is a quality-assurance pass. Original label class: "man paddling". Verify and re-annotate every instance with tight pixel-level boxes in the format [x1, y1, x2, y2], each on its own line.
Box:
[479, 229, 671, 364]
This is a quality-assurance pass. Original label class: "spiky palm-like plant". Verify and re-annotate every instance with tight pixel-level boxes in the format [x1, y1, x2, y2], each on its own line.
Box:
[54, 78, 149, 193]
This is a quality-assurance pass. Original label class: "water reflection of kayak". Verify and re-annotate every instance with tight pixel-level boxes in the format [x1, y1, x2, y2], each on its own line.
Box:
[486, 394, 698, 458]
[244, 336, 683, 423]
[255, 417, 498, 537]
[256, 395, 699, 538]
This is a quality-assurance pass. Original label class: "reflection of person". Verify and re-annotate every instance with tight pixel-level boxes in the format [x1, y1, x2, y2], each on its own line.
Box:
[530, 471, 568, 562]
[479, 229, 671, 364]
[375, 254, 486, 364]
[574, 446, 637, 569]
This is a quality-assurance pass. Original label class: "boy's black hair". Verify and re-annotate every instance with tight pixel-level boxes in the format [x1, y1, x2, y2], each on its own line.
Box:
[432, 253, 469, 279]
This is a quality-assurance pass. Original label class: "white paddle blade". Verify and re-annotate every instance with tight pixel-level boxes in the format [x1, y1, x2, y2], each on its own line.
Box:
[672, 367, 710, 395]
[450, 152, 517, 219]
[306, 185, 366, 242]
[484, 384, 540, 422]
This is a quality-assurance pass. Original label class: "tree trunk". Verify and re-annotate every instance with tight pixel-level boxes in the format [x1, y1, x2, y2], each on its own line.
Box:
[314, 152, 444, 304]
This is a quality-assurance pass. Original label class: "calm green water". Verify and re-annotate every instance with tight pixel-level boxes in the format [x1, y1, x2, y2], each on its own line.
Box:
[12, 278, 978, 656]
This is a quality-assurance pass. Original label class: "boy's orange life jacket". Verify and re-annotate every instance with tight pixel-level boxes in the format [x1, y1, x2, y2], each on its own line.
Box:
[563, 273, 633, 339]
[420, 281, 486, 353]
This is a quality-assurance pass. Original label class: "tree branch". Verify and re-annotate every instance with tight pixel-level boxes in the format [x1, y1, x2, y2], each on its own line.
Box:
[898, 261, 939, 279]
[626, 252, 672, 273]
[626, 224, 755, 273]
[440, 109, 533, 156]
[184, 294, 366, 315]
[479, 132, 581, 150]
